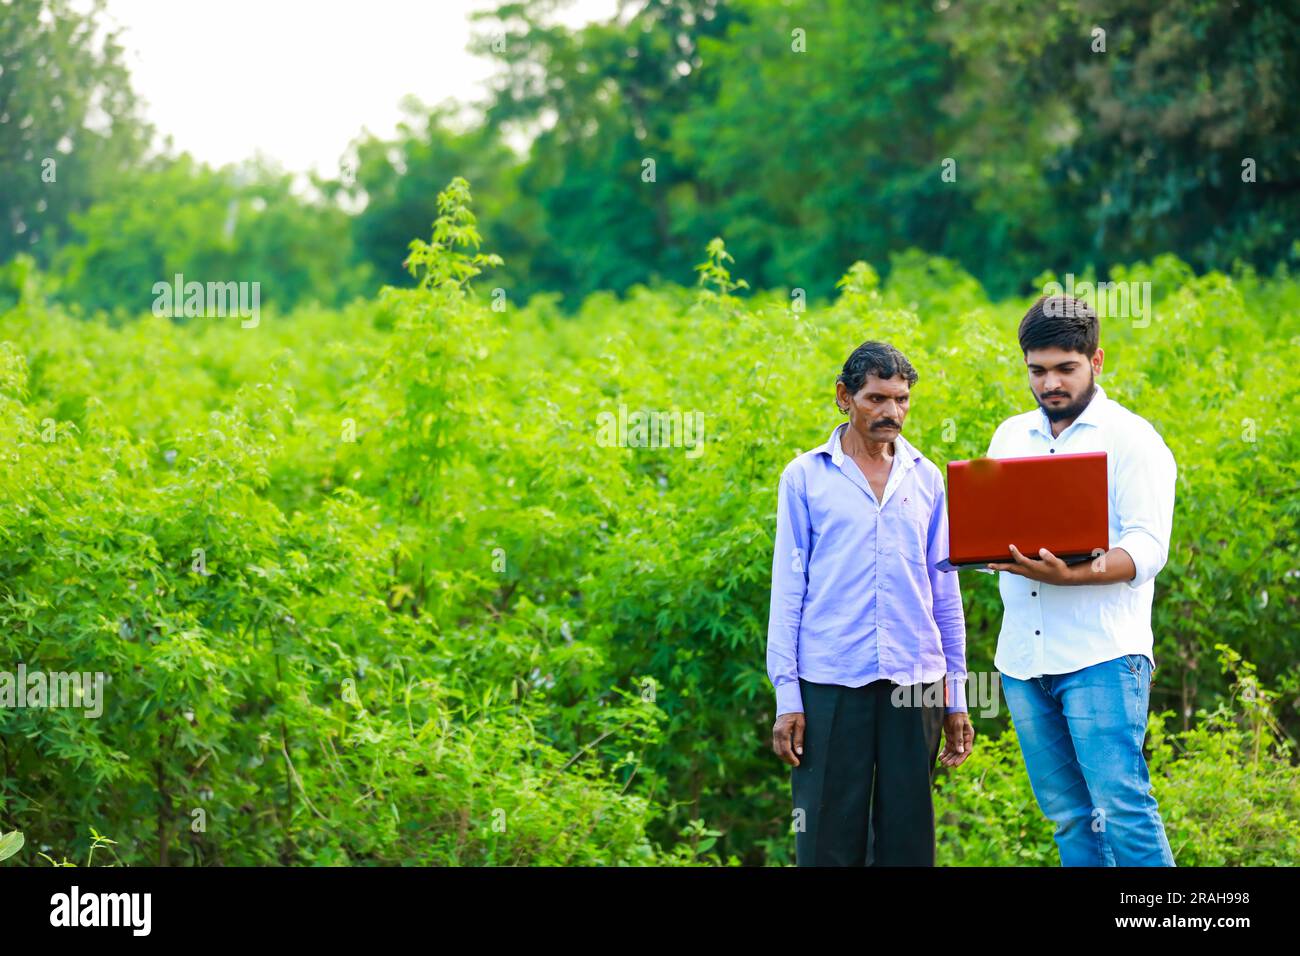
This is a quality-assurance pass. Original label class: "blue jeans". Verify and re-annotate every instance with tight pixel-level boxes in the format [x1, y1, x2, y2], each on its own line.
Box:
[1001, 654, 1175, 866]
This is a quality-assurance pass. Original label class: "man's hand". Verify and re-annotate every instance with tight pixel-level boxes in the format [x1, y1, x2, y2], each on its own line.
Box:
[939, 712, 974, 767]
[988, 543, 1137, 585]
[987, 543, 1081, 585]
[772, 712, 805, 767]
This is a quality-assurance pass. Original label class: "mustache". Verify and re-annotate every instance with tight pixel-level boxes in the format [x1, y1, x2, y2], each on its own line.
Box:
[871, 419, 901, 429]
[1040, 391, 1070, 400]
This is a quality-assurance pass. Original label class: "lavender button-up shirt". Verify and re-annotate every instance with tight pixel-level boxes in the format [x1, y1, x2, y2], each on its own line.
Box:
[766, 422, 968, 716]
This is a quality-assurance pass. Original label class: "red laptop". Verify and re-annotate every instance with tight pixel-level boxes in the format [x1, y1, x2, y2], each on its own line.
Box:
[941, 451, 1109, 570]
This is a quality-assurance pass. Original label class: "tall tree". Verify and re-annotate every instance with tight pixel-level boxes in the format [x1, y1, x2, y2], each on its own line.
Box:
[0, 0, 151, 266]
[337, 99, 534, 296]
[55, 156, 370, 314]
[469, 0, 739, 303]
[941, 0, 1300, 282]
[669, 0, 971, 300]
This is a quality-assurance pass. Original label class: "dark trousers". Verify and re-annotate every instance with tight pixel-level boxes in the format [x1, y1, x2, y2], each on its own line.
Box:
[791, 677, 945, 866]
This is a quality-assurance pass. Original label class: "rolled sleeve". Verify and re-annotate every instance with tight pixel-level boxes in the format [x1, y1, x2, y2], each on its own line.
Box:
[767, 465, 811, 715]
[1114, 428, 1177, 590]
[926, 470, 968, 714]
[1116, 529, 1167, 589]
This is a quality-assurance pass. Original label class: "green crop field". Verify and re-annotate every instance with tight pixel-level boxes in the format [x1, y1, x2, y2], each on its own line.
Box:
[3, 0, 1299, 883]
[0, 179, 1296, 866]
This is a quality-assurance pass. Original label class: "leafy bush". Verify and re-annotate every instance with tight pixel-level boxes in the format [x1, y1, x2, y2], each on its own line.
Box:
[0, 179, 1295, 866]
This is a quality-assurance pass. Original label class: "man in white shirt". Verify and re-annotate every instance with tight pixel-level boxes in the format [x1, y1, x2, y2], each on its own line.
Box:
[984, 293, 1177, 866]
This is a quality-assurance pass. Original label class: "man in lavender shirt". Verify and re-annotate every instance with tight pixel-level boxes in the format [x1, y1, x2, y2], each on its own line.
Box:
[767, 341, 974, 866]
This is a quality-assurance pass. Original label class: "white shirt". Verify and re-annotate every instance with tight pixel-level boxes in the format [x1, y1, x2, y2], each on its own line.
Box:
[985, 383, 1176, 679]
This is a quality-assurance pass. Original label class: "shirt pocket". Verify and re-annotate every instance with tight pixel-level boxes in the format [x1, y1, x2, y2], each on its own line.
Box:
[890, 511, 930, 567]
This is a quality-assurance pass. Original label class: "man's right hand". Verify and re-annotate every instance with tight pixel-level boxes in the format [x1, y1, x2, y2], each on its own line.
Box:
[772, 712, 806, 767]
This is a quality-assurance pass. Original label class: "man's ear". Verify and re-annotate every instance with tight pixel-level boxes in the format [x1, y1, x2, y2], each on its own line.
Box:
[1093, 347, 1104, 375]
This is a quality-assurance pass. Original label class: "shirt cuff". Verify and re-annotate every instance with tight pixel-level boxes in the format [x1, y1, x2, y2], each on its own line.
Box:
[775, 680, 804, 716]
[944, 673, 967, 713]
[1116, 530, 1165, 590]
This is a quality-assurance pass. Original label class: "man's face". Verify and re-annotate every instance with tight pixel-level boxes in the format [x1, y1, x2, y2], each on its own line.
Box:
[839, 373, 911, 440]
[1024, 346, 1103, 422]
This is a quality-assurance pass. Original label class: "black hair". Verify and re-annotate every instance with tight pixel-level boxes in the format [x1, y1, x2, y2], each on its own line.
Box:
[836, 341, 918, 396]
[1018, 294, 1099, 356]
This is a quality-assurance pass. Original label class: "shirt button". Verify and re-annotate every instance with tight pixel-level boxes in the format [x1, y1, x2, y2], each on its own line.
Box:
[1031, 591, 1037, 596]
[1049, 449, 1056, 454]
[1035, 630, 1041, 635]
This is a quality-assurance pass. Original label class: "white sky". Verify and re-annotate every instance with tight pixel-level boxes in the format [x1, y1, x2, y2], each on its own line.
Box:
[97, 0, 620, 176]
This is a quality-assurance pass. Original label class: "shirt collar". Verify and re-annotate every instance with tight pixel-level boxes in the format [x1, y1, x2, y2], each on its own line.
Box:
[821, 420, 922, 472]
[1032, 382, 1109, 438]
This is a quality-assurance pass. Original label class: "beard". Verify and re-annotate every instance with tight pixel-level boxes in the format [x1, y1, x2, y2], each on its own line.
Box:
[1037, 372, 1096, 422]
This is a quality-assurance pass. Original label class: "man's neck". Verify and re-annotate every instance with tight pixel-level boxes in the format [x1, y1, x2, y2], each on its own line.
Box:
[843, 424, 893, 460]
[1047, 383, 1099, 437]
